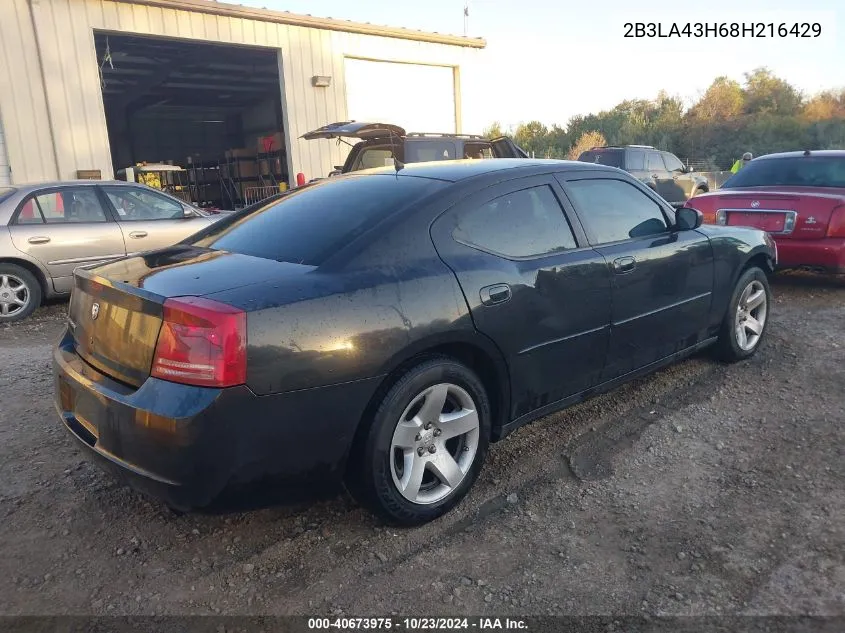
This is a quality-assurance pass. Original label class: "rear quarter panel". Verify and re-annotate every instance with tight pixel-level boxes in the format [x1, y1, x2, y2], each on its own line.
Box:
[695, 225, 775, 329]
[204, 202, 478, 396]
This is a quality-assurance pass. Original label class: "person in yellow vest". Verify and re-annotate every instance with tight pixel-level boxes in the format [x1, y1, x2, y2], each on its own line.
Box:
[731, 152, 753, 173]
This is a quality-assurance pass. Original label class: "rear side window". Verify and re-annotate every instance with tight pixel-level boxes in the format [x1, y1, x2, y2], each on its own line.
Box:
[16, 188, 109, 225]
[463, 142, 493, 160]
[565, 178, 668, 244]
[453, 185, 577, 258]
[577, 149, 624, 168]
[188, 175, 446, 266]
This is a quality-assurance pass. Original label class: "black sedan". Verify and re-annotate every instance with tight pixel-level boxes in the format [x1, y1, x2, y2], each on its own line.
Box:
[53, 159, 776, 525]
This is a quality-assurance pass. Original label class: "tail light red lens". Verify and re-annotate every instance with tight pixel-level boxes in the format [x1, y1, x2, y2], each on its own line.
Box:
[151, 296, 246, 388]
[827, 206, 845, 238]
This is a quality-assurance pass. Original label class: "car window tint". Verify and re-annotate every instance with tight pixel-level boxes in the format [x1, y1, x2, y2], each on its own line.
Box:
[103, 187, 184, 221]
[453, 185, 576, 258]
[354, 147, 395, 170]
[188, 175, 446, 266]
[27, 189, 108, 224]
[405, 141, 458, 163]
[626, 150, 646, 170]
[463, 142, 494, 160]
[577, 149, 624, 168]
[663, 153, 685, 172]
[723, 156, 845, 188]
[646, 152, 665, 171]
[565, 179, 669, 244]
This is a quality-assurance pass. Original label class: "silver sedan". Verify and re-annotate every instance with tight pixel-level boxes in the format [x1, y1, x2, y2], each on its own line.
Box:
[0, 180, 223, 322]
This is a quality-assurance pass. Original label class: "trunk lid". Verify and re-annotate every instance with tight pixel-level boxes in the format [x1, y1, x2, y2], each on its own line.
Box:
[696, 187, 845, 239]
[68, 245, 314, 387]
[302, 121, 406, 140]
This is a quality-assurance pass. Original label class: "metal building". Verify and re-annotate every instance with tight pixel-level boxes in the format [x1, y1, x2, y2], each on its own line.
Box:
[0, 0, 483, 202]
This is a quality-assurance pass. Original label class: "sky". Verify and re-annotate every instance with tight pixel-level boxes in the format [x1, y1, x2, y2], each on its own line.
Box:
[234, 0, 844, 133]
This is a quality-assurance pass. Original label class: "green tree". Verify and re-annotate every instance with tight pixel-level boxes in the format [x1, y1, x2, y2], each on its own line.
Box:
[743, 67, 802, 116]
[482, 121, 505, 138]
[688, 77, 744, 121]
[802, 89, 845, 122]
[514, 121, 549, 156]
[567, 131, 606, 160]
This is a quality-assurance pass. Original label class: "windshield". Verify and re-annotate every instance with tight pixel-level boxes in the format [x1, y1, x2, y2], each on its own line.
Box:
[723, 156, 845, 189]
[577, 149, 624, 168]
[186, 175, 445, 266]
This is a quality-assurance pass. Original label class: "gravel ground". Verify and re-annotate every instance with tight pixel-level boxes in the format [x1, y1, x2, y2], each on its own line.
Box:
[0, 272, 843, 618]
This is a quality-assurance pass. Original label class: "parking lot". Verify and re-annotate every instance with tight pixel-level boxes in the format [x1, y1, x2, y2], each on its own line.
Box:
[1, 272, 843, 617]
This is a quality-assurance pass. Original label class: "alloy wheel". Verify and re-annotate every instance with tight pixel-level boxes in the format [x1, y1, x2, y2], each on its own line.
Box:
[0, 274, 30, 318]
[389, 382, 480, 505]
[735, 279, 767, 351]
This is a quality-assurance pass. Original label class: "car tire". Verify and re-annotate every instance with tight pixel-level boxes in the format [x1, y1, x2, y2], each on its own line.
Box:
[347, 357, 491, 526]
[0, 264, 42, 323]
[716, 266, 771, 362]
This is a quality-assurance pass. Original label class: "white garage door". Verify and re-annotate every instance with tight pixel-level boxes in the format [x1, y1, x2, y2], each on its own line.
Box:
[344, 58, 456, 134]
[0, 118, 10, 186]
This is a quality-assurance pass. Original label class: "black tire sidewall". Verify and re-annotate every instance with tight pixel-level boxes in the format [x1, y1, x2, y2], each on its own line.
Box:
[355, 358, 491, 526]
[719, 266, 771, 361]
[0, 264, 41, 322]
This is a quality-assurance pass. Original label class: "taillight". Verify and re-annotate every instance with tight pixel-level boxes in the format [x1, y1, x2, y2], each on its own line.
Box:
[151, 297, 246, 388]
[827, 205, 845, 238]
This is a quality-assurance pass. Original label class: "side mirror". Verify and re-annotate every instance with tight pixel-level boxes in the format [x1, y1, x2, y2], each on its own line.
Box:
[328, 169, 342, 177]
[676, 207, 703, 231]
[183, 206, 195, 217]
[686, 166, 695, 173]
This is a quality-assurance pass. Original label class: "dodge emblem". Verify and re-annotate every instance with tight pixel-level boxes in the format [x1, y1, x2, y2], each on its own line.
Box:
[750, 200, 760, 208]
[91, 303, 100, 320]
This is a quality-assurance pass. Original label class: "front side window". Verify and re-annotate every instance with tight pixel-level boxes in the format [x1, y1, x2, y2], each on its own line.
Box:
[103, 187, 184, 221]
[16, 188, 108, 225]
[662, 153, 686, 173]
[453, 185, 577, 258]
[646, 152, 665, 172]
[565, 178, 669, 245]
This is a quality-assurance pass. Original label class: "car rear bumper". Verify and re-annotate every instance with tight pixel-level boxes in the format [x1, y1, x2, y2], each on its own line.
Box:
[53, 329, 380, 509]
[774, 237, 845, 273]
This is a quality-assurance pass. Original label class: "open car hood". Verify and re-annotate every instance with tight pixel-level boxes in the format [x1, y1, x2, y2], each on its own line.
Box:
[302, 121, 406, 140]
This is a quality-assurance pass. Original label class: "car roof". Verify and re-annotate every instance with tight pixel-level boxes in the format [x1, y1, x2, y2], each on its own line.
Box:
[357, 158, 618, 182]
[755, 150, 845, 160]
[8, 180, 136, 195]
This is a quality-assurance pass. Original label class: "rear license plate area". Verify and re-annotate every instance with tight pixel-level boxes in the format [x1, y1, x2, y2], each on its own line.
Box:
[727, 212, 786, 233]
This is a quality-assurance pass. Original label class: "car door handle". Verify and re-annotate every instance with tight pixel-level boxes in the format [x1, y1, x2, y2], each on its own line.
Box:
[613, 256, 636, 274]
[480, 283, 511, 306]
[27, 236, 50, 244]
[128, 231, 148, 239]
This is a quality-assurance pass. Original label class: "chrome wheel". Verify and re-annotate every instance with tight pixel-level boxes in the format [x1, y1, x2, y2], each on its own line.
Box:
[0, 274, 30, 318]
[735, 279, 767, 351]
[389, 382, 480, 505]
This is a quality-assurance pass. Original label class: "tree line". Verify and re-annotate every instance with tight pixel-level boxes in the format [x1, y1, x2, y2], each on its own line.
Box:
[484, 68, 845, 170]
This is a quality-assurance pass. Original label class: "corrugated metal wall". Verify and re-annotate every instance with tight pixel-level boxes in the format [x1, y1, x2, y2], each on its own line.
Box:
[0, 117, 11, 186]
[0, 0, 475, 185]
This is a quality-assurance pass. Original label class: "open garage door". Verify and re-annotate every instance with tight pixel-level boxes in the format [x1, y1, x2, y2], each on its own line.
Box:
[96, 33, 288, 210]
[344, 58, 456, 134]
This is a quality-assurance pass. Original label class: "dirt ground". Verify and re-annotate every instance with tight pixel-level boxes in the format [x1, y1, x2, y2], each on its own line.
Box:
[1, 272, 843, 619]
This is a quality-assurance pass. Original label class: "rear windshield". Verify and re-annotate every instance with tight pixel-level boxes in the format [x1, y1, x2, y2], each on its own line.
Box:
[723, 156, 845, 189]
[187, 175, 445, 266]
[577, 149, 624, 168]
[0, 187, 15, 203]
